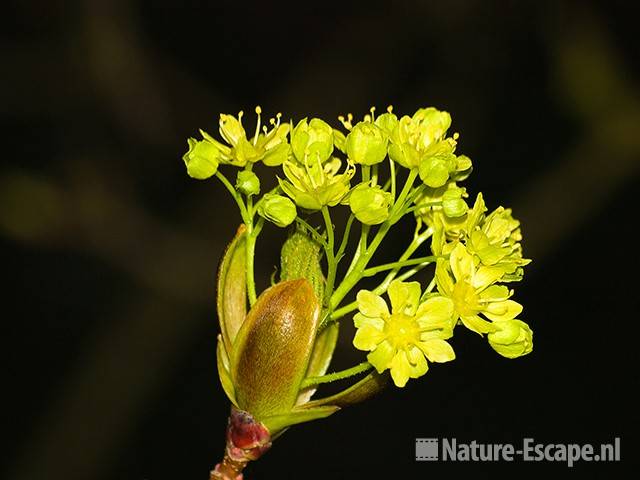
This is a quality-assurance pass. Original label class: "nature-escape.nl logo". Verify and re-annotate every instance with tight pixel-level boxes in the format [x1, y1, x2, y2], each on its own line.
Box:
[415, 437, 621, 467]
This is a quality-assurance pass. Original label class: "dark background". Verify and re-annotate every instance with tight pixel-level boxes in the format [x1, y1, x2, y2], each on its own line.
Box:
[2, 1, 639, 479]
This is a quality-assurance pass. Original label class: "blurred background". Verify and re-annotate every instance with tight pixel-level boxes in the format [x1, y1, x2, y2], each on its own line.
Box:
[2, 1, 639, 478]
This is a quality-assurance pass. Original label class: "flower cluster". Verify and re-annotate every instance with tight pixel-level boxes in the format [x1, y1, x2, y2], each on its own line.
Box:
[183, 104, 533, 397]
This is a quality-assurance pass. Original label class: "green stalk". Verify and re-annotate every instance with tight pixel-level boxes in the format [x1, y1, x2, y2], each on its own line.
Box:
[300, 362, 372, 389]
[336, 214, 355, 264]
[329, 261, 432, 321]
[328, 170, 418, 313]
[216, 171, 260, 306]
[244, 217, 264, 306]
[321, 206, 337, 305]
[361, 256, 436, 277]
[295, 217, 328, 249]
[215, 171, 249, 221]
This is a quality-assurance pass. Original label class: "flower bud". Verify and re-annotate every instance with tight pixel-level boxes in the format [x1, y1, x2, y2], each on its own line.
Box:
[257, 194, 297, 227]
[291, 118, 334, 164]
[418, 153, 455, 188]
[345, 122, 389, 166]
[235, 170, 261, 196]
[441, 184, 468, 218]
[487, 319, 533, 358]
[349, 184, 392, 225]
[182, 138, 221, 179]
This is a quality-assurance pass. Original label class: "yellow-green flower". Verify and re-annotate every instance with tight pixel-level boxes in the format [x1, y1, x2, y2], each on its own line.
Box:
[352, 280, 455, 388]
[465, 195, 531, 281]
[291, 118, 334, 165]
[193, 107, 291, 168]
[279, 157, 354, 211]
[436, 243, 522, 335]
[388, 107, 454, 169]
[386, 107, 472, 189]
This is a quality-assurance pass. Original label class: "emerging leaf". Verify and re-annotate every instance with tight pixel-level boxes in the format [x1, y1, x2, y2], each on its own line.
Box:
[217, 225, 247, 358]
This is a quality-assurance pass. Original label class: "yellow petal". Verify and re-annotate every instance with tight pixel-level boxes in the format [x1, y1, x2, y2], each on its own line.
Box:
[461, 314, 497, 335]
[353, 312, 384, 330]
[472, 265, 505, 290]
[356, 290, 390, 318]
[353, 324, 385, 351]
[387, 280, 421, 315]
[407, 346, 429, 378]
[480, 284, 510, 300]
[415, 296, 454, 329]
[483, 299, 523, 321]
[450, 243, 474, 282]
[418, 339, 456, 363]
[435, 258, 454, 296]
[367, 340, 396, 373]
[389, 351, 411, 387]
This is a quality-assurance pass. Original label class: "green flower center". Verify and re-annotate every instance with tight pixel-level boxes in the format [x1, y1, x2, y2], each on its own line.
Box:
[385, 313, 420, 349]
[452, 280, 480, 317]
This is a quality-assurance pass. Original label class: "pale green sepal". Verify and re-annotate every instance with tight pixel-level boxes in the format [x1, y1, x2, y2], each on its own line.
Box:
[261, 406, 339, 436]
[333, 128, 347, 153]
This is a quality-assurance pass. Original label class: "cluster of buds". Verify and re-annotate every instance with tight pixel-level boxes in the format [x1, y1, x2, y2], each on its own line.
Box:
[182, 105, 533, 478]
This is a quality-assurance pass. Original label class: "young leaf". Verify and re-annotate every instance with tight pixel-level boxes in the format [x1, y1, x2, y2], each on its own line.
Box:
[217, 225, 247, 357]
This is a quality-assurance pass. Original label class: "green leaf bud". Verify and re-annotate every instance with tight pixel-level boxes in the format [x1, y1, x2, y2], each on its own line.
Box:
[257, 193, 297, 227]
[280, 227, 325, 301]
[349, 184, 392, 225]
[345, 122, 389, 166]
[236, 170, 261, 196]
[231, 279, 320, 419]
[487, 319, 533, 359]
[182, 138, 221, 179]
[291, 118, 334, 165]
